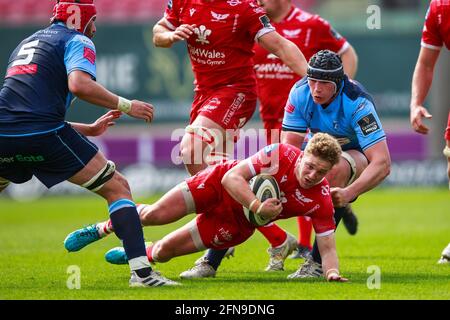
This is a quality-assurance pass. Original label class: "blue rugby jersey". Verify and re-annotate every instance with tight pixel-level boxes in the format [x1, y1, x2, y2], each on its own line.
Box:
[282, 76, 386, 151]
[0, 23, 96, 136]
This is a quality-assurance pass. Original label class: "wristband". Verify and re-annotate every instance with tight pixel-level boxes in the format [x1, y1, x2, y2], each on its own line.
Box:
[249, 199, 259, 213]
[117, 96, 132, 114]
[326, 268, 340, 280]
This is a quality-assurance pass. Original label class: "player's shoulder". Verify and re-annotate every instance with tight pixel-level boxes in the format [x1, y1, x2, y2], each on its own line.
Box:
[289, 77, 311, 102]
[68, 33, 95, 49]
[341, 76, 375, 107]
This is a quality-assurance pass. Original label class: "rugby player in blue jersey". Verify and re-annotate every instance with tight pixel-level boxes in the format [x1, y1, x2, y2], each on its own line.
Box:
[281, 50, 391, 278]
[0, 0, 178, 287]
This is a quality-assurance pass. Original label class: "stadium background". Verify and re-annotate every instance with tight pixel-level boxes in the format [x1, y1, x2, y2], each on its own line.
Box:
[0, 0, 449, 200]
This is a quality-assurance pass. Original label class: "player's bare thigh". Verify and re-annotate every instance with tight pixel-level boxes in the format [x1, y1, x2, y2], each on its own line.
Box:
[180, 115, 229, 175]
[139, 182, 192, 226]
[326, 149, 368, 187]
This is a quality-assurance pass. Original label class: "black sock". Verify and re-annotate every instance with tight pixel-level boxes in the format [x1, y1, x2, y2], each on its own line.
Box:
[109, 199, 150, 271]
[206, 249, 228, 270]
[311, 206, 345, 264]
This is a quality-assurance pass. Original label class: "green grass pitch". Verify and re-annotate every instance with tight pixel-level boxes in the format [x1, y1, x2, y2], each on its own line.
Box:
[0, 188, 448, 300]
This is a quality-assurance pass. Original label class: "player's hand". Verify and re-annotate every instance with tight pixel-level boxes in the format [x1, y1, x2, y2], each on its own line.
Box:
[330, 187, 354, 208]
[170, 24, 196, 43]
[410, 105, 432, 134]
[128, 100, 154, 123]
[327, 274, 349, 282]
[88, 110, 122, 136]
[258, 198, 283, 220]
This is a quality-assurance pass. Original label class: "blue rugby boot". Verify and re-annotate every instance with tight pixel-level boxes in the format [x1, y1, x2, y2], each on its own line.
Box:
[64, 224, 101, 252]
[105, 246, 128, 265]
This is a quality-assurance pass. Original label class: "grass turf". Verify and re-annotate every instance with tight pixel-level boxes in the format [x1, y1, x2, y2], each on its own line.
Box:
[0, 188, 448, 300]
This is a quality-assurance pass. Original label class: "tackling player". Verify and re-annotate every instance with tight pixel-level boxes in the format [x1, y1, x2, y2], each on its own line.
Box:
[181, 0, 360, 278]
[409, 0, 450, 264]
[64, 133, 349, 282]
[282, 50, 390, 278]
[0, 0, 178, 287]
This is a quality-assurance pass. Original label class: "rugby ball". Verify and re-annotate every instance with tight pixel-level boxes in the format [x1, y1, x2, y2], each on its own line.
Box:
[243, 174, 281, 227]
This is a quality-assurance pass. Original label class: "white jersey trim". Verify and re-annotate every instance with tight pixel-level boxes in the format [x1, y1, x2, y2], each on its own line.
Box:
[336, 42, 350, 55]
[187, 218, 207, 251]
[255, 27, 276, 42]
[421, 41, 442, 51]
[163, 18, 177, 31]
[246, 159, 257, 176]
[316, 229, 335, 237]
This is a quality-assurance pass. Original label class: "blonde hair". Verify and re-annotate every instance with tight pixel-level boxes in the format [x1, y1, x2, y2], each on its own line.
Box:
[304, 133, 342, 166]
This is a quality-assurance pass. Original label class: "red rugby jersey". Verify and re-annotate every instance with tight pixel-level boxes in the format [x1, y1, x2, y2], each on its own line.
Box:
[253, 6, 348, 121]
[164, 0, 275, 91]
[421, 0, 450, 50]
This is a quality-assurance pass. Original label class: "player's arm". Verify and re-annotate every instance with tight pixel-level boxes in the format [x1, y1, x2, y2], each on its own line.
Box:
[222, 152, 282, 219]
[340, 44, 358, 79]
[68, 71, 153, 122]
[280, 130, 306, 148]
[258, 31, 307, 77]
[152, 18, 195, 48]
[69, 110, 121, 137]
[410, 46, 440, 134]
[316, 233, 348, 282]
[331, 140, 391, 207]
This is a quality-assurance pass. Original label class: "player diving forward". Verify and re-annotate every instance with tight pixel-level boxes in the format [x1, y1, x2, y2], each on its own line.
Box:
[63, 133, 349, 282]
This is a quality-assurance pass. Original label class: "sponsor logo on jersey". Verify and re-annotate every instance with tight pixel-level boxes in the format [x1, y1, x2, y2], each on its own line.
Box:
[266, 53, 278, 60]
[285, 103, 295, 114]
[254, 63, 292, 73]
[219, 227, 233, 241]
[211, 11, 229, 22]
[83, 47, 96, 64]
[321, 185, 330, 196]
[190, 8, 196, 16]
[197, 183, 205, 189]
[259, 15, 273, 29]
[194, 25, 212, 44]
[227, 0, 241, 6]
[188, 44, 226, 59]
[6, 64, 38, 78]
[330, 27, 343, 40]
[282, 29, 301, 38]
[212, 235, 224, 246]
[222, 93, 245, 126]
[357, 113, 380, 136]
[294, 189, 313, 205]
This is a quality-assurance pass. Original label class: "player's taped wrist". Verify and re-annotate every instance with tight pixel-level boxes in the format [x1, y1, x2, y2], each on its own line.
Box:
[117, 96, 132, 114]
[249, 199, 259, 213]
[326, 268, 340, 280]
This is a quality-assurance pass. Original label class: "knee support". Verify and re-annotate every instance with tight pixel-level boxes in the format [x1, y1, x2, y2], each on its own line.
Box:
[0, 176, 10, 188]
[185, 125, 231, 165]
[341, 152, 357, 186]
[82, 160, 116, 192]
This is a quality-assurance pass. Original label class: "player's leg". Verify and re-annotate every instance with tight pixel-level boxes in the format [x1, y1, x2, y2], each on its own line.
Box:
[289, 150, 368, 279]
[180, 115, 229, 176]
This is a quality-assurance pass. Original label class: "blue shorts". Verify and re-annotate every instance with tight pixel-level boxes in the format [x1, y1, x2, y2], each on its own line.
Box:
[0, 123, 98, 188]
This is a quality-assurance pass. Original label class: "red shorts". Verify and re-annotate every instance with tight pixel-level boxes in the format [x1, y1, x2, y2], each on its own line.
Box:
[185, 165, 255, 250]
[190, 87, 257, 130]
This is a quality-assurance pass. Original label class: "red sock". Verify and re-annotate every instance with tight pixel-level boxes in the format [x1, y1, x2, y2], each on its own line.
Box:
[297, 216, 313, 250]
[257, 223, 287, 247]
[146, 243, 155, 263]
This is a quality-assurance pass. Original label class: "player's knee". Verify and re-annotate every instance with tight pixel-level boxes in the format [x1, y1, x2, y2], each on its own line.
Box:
[153, 240, 173, 263]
